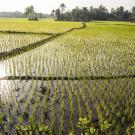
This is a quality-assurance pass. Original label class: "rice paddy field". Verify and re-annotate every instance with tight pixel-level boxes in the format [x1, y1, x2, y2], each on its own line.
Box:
[0, 19, 135, 135]
[0, 19, 82, 33]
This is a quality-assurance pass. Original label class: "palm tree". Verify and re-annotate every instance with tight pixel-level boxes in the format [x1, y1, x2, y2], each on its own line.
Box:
[131, 6, 135, 22]
[132, 6, 135, 14]
[24, 6, 38, 20]
[55, 8, 61, 20]
[60, 3, 66, 20]
[51, 10, 55, 19]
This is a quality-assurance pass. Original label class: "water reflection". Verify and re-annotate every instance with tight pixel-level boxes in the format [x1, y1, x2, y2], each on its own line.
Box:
[0, 65, 9, 101]
[0, 65, 6, 78]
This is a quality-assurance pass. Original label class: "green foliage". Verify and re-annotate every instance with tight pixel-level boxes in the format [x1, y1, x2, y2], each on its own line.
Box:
[15, 124, 50, 134]
[78, 117, 111, 134]
[0, 113, 4, 125]
[131, 122, 135, 134]
[15, 116, 50, 134]
[0, 112, 6, 127]
[55, 5, 133, 22]
[68, 131, 74, 135]
[78, 117, 95, 135]
[100, 120, 111, 132]
[78, 117, 90, 129]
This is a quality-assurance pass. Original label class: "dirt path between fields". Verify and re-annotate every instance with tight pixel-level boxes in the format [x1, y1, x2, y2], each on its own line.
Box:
[0, 30, 55, 36]
[0, 74, 135, 81]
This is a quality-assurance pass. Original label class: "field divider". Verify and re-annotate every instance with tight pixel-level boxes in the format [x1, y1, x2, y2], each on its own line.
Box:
[0, 74, 135, 81]
[0, 30, 56, 36]
[0, 23, 86, 61]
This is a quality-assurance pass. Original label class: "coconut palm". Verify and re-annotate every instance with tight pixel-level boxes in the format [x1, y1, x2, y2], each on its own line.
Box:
[60, 3, 66, 14]
[24, 6, 38, 20]
[51, 10, 55, 19]
[60, 3, 66, 20]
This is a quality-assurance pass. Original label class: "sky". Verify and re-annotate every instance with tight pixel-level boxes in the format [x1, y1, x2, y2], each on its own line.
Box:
[0, 0, 135, 14]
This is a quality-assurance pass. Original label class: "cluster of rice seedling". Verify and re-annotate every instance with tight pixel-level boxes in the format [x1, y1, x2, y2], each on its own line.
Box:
[0, 79, 135, 134]
[0, 33, 50, 53]
[1, 29, 135, 77]
[0, 21, 135, 134]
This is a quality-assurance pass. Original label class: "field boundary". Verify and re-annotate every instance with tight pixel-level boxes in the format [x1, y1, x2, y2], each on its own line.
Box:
[0, 30, 56, 36]
[0, 23, 86, 61]
[0, 74, 135, 81]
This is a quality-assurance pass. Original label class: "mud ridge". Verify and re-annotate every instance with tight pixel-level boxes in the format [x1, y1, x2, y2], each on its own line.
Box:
[0, 74, 135, 81]
[0, 30, 56, 36]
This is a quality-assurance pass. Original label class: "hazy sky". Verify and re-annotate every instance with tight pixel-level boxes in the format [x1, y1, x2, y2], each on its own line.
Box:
[0, 0, 135, 13]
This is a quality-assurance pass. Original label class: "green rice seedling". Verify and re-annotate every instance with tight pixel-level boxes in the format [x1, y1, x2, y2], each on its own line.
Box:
[65, 80, 74, 133]
[0, 33, 49, 53]
[59, 80, 65, 135]
[50, 81, 57, 134]
[41, 82, 51, 124]
[76, 90, 82, 118]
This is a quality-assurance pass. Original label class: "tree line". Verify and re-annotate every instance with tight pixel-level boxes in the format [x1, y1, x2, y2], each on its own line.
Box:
[53, 4, 135, 22]
[0, 11, 25, 18]
[0, 11, 50, 19]
[0, 6, 50, 19]
[0, 4, 135, 22]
